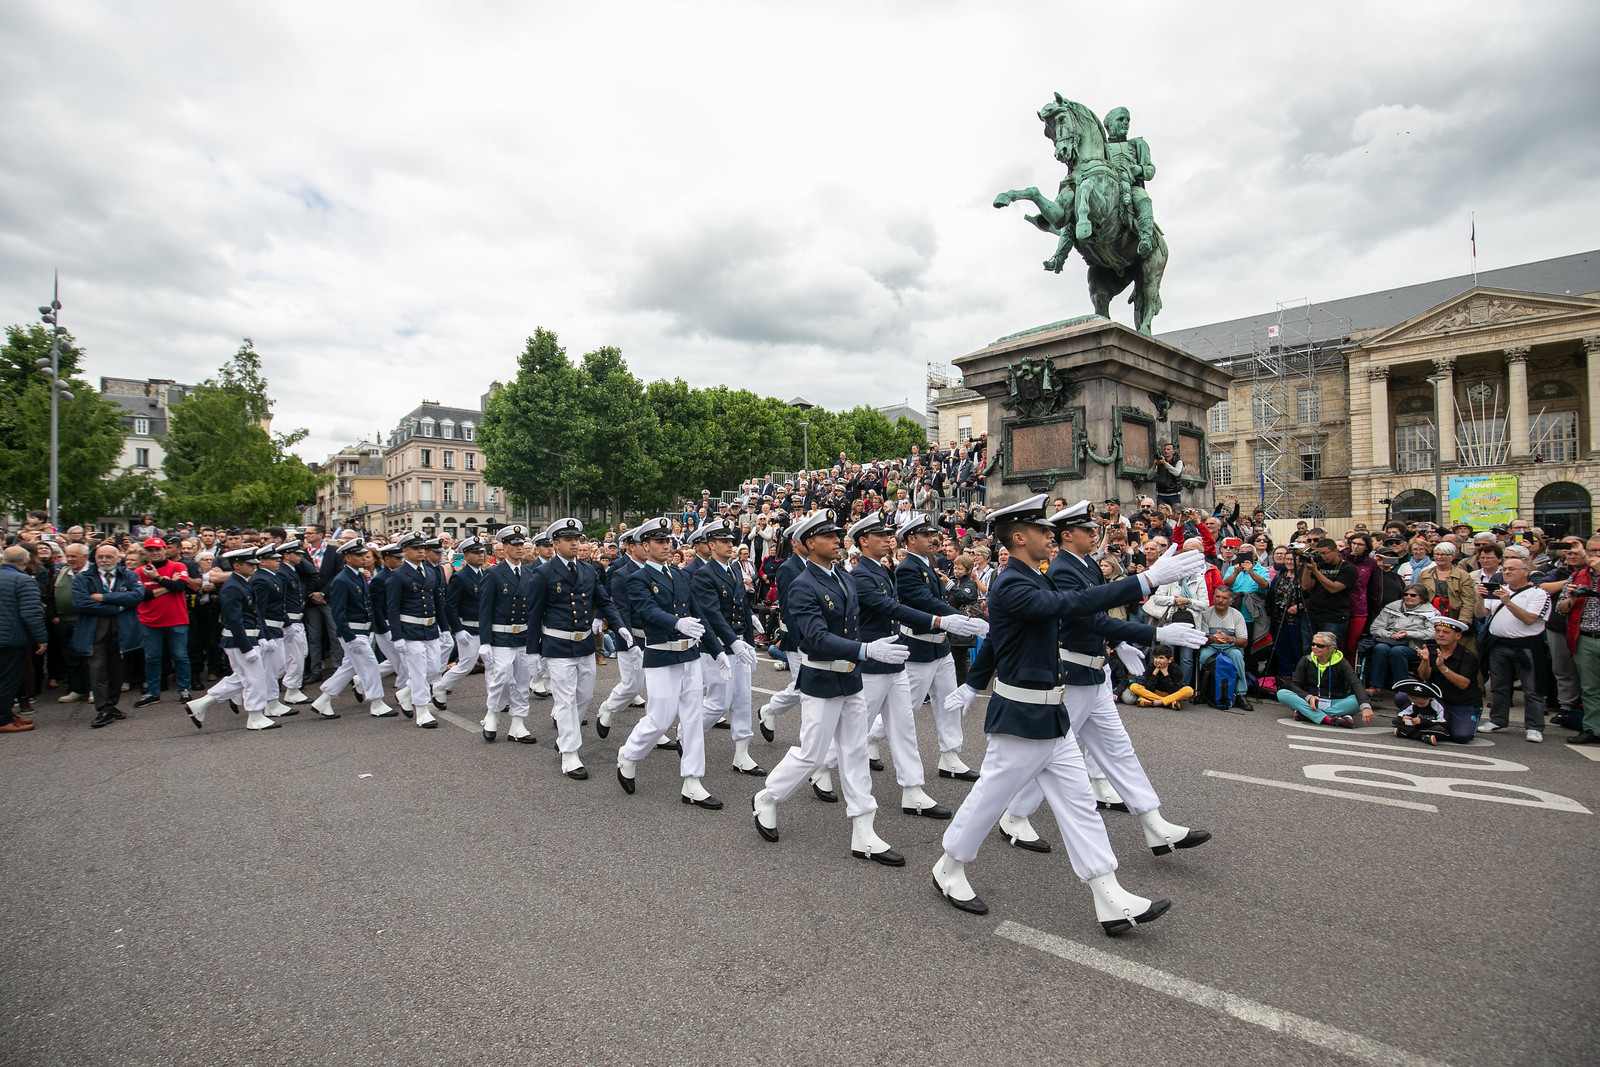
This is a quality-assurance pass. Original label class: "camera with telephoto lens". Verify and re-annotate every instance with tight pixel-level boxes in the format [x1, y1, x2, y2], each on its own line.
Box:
[1569, 586, 1598, 599]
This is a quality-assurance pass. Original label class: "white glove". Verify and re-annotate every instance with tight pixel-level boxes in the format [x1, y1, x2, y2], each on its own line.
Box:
[945, 684, 978, 717]
[731, 639, 757, 667]
[715, 652, 733, 680]
[480, 646, 496, 667]
[1155, 622, 1209, 649]
[454, 630, 468, 642]
[1144, 541, 1207, 587]
[749, 614, 761, 636]
[591, 619, 603, 635]
[674, 617, 706, 640]
[616, 628, 633, 649]
[941, 614, 989, 639]
[863, 636, 911, 665]
[1114, 641, 1145, 675]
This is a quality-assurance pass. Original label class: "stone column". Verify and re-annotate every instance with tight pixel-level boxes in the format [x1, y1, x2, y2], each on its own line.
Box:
[1505, 346, 1532, 459]
[1367, 364, 1391, 471]
[1583, 337, 1600, 457]
[1432, 357, 1457, 465]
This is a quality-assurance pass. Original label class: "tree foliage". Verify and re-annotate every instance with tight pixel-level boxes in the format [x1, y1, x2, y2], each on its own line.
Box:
[480, 328, 587, 513]
[0, 323, 143, 524]
[161, 340, 327, 526]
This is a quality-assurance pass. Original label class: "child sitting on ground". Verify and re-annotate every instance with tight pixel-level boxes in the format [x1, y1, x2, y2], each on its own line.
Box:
[1124, 645, 1195, 709]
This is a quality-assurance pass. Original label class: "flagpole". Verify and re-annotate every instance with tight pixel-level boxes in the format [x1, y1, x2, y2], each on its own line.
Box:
[1470, 212, 1477, 286]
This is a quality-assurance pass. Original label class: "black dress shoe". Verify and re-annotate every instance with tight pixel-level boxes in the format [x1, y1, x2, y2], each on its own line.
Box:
[109, 709, 126, 720]
[933, 875, 989, 915]
[418, 720, 438, 729]
[869, 758, 885, 772]
[682, 793, 724, 809]
[133, 694, 160, 708]
[812, 781, 839, 802]
[511, 732, 538, 744]
[431, 698, 447, 712]
[318, 713, 341, 720]
[277, 706, 300, 717]
[617, 767, 636, 794]
[938, 768, 981, 782]
[712, 718, 730, 729]
[566, 766, 589, 780]
[759, 720, 775, 743]
[90, 711, 116, 728]
[753, 804, 779, 842]
[1102, 899, 1171, 937]
[656, 738, 682, 753]
[400, 706, 413, 720]
[903, 803, 953, 820]
[852, 846, 905, 866]
[595, 718, 610, 739]
[1096, 800, 1131, 813]
[483, 730, 497, 743]
[1151, 828, 1212, 855]
[733, 763, 768, 777]
[229, 701, 240, 715]
[372, 708, 399, 718]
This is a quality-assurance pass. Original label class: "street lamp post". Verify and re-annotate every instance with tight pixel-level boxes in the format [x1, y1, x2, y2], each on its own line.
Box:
[797, 420, 810, 472]
[37, 273, 73, 529]
[1427, 372, 1448, 525]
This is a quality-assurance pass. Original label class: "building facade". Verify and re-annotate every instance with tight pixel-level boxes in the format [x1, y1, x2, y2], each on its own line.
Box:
[100, 376, 193, 479]
[381, 400, 511, 538]
[930, 384, 988, 449]
[307, 442, 386, 532]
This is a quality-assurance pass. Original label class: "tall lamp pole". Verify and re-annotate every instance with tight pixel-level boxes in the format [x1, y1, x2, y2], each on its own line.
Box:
[797, 420, 810, 473]
[37, 274, 73, 529]
[1427, 371, 1448, 525]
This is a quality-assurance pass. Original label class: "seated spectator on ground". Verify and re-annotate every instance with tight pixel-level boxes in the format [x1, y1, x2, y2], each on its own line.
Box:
[1364, 584, 1440, 691]
[1142, 538, 1207, 687]
[1197, 586, 1251, 709]
[1277, 630, 1375, 727]
[1121, 644, 1195, 709]
[1395, 616, 1481, 743]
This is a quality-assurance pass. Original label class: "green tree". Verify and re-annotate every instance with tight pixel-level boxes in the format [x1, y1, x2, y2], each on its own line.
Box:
[161, 340, 326, 525]
[577, 346, 658, 520]
[480, 328, 586, 515]
[0, 323, 139, 524]
[642, 378, 721, 509]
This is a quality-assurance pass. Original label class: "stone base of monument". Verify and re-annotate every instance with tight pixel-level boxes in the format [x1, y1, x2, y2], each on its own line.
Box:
[954, 316, 1232, 512]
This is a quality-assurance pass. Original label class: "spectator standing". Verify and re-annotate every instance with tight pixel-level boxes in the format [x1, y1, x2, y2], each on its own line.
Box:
[1413, 543, 1479, 638]
[1301, 539, 1357, 651]
[72, 543, 145, 729]
[1478, 555, 1551, 742]
[1151, 442, 1183, 511]
[1340, 533, 1385, 656]
[53, 543, 90, 703]
[1, 546, 48, 733]
[132, 537, 197, 707]
[1560, 536, 1600, 745]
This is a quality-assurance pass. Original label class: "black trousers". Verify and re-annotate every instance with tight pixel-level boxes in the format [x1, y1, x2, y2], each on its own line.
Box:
[88, 620, 123, 713]
[0, 645, 24, 724]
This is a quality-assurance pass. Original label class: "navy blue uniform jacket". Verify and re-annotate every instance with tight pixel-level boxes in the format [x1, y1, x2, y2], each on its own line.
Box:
[526, 555, 625, 659]
[895, 553, 956, 662]
[790, 561, 866, 698]
[326, 565, 373, 643]
[477, 560, 534, 649]
[250, 569, 286, 640]
[852, 556, 934, 676]
[609, 556, 642, 632]
[628, 562, 723, 668]
[387, 561, 441, 641]
[1050, 551, 1156, 686]
[774, 553, 806, 654]
[691, 558, 753, 648]
[215, 573, 261, 652]
[445, 564, 487, 635]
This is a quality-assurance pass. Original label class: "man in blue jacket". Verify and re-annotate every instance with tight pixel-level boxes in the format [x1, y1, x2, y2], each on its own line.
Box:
[183, 546, 280, 731]
[756, 525, 841, 800]
[931, 494, 1206, 936]
[387, 533, 442, 729]
[1, 545, 48, 733]
[431, 536, 489, 711]
[72, 542, 146, 728]
[310, 540, 394, 719]
[895, 513, 977, 781]
[596, 528, 649, 737]
[477, 525, 536, 743]
[691, 519, 766, 777]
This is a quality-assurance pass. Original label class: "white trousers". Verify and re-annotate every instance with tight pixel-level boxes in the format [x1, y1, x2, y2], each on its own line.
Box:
[942, 731, 1118, 883]
[620, 660, 707, 778]
[439, 631, 483, 694]
[763, 691, 877, 818]
[281, 623, 307, 689]
[482, 644, 531, 718]
[548, 654, 597, 754]
[431, 631, 455, 680]
[321, 635, 384, 699]
[597, 644, 645, 717]
[903, 654, 962, 754]
[766, 650, 804, 715]
[1008, 680, 1160, 819]
[208, 646, 271, 712]
[257, 637, 284, 695]
[374, 631, 399, 679]
[392, 639, 436, 704]
[860, 670, 925, 787]
[703, 653, 753, 741]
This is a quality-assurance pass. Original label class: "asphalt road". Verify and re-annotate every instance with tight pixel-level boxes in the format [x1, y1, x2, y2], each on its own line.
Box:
[3, 656, 1596, 1067]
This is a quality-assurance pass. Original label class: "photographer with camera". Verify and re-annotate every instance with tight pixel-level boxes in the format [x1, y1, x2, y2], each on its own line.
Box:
[1217, 537, 1270, 655]
[1299, 538, 1358, 653]
[1152, 442, 1184, 511]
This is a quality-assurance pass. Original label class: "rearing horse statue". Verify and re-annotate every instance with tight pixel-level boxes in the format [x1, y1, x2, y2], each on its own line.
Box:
[994, 94, 1168, 334]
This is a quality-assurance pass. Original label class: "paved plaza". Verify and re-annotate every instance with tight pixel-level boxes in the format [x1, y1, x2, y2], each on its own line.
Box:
[3, 658, 1596, 1067]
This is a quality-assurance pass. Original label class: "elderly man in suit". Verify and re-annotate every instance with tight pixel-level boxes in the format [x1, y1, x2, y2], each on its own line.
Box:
[72, 543, 146, 728]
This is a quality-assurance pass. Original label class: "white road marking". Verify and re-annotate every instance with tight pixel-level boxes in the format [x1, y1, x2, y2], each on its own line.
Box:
[1286, 722, 1496, 747]
[995, 921, 1452, 1067]
[1285, 736, 1527, 772]
[1204, 770, 1438, 812]
[1302, 765, 1591, 813]
[752, 686, 782, 696]
[433, 708, 480, 734]
[1568, 744, 1600, 762]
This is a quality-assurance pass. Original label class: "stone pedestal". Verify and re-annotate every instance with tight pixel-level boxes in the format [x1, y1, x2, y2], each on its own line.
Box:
[955, 316, 1232, 511]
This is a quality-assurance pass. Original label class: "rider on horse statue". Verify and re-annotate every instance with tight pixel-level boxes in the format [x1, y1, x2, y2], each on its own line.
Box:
[1103, 107, 1157, 258]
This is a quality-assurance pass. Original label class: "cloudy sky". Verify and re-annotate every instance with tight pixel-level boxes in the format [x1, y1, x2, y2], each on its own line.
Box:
[3, 1, 1598, 461]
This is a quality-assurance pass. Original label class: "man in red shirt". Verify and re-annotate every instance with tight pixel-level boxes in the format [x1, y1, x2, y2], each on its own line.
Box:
[132, 537, 200, 708]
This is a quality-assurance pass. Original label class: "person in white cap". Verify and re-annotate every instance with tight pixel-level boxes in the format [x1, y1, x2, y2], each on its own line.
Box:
[386, 533, 443, 729]
[275, 541, 312, 706]
[528, 531, 554, 700]
[691, 519, 767, 777]
[526, 517, 631, 779]
[957, 500, 1212, 859]
[616, 517, 727, 808]
[894, 511, 979, 782]
[477, 526, 537, 743]
[184, 546, 280, 731]
[310, 540, 396, 719]
[595, 529, 651, 738]
[431, 536, 489, 711]
[931, 494, 1208, 936]
[751, 509, 911, 864]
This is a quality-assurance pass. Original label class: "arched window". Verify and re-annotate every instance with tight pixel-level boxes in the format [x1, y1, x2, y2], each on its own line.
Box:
[1390, 489, 1438, 525]
[1533, 482, 1592, 541]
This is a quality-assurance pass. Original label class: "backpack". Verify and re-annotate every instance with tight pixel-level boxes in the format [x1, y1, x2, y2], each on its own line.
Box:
[1209, 651, 1239, 709]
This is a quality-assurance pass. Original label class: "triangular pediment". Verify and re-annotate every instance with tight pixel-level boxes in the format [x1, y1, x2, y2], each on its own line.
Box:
[1361, 286, 1600, 347]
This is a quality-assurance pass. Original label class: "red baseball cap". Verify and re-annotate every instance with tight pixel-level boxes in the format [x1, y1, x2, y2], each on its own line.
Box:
[142, 537, 166, 549]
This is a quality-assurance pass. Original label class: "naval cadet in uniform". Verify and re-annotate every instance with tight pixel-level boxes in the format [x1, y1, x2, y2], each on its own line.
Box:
[311, 540, 396, 719]
[894, 513, 980, 782]
[432, 536, 489, 711]
[595, 528, 650, 738]
[386, 533, 442, 729]
[690, 519, 767, 777]
[478, 525, 537, 743]
[184, 545, 279, 731]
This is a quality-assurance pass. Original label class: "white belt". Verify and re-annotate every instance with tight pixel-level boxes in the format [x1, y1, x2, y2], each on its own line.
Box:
[457, 618, 477, 629]
[491, 623, 527, 634]
[900, 624, 947, 643]
[347, 622, 371, 631]
[400, 614, 435, 626]
[287, 612, 303, 621]
[543, 626, 589, 642]
[647, 638, 696, 652]
[801, 655, 856, 673]
[225, 628, 260, 638]
[264, 619, 284, 629]
[994, 680, 1065, 704]
[1060, 649, 1106, 669]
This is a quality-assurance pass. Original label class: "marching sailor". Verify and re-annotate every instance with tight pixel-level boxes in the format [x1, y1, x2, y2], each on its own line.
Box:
[249, 544, 293, 718]
[616, 516, 728, 807]
[596, 529, 651, 738]
[276, 540, 312, 706]
[432, 536, 489, 711]
[930, 494, 1206, 935]
[311, 540, 396, 718]
[368, 542, 404, 693]
[386, 533, 442, 729]
[682, 527, 713, 577]
[848, 512, 987, 819]
[184, 545, 279, 731]
[984, 501, 1212, 856]
[894, 512, 977, 782]
[528, 531, 554, 700]
[751, 509, 911, 863]
[691, 519, 767, 777]
[477, 525, 536, 743]
[423, 538, 456, 691]
[526, 517, 631, 779]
